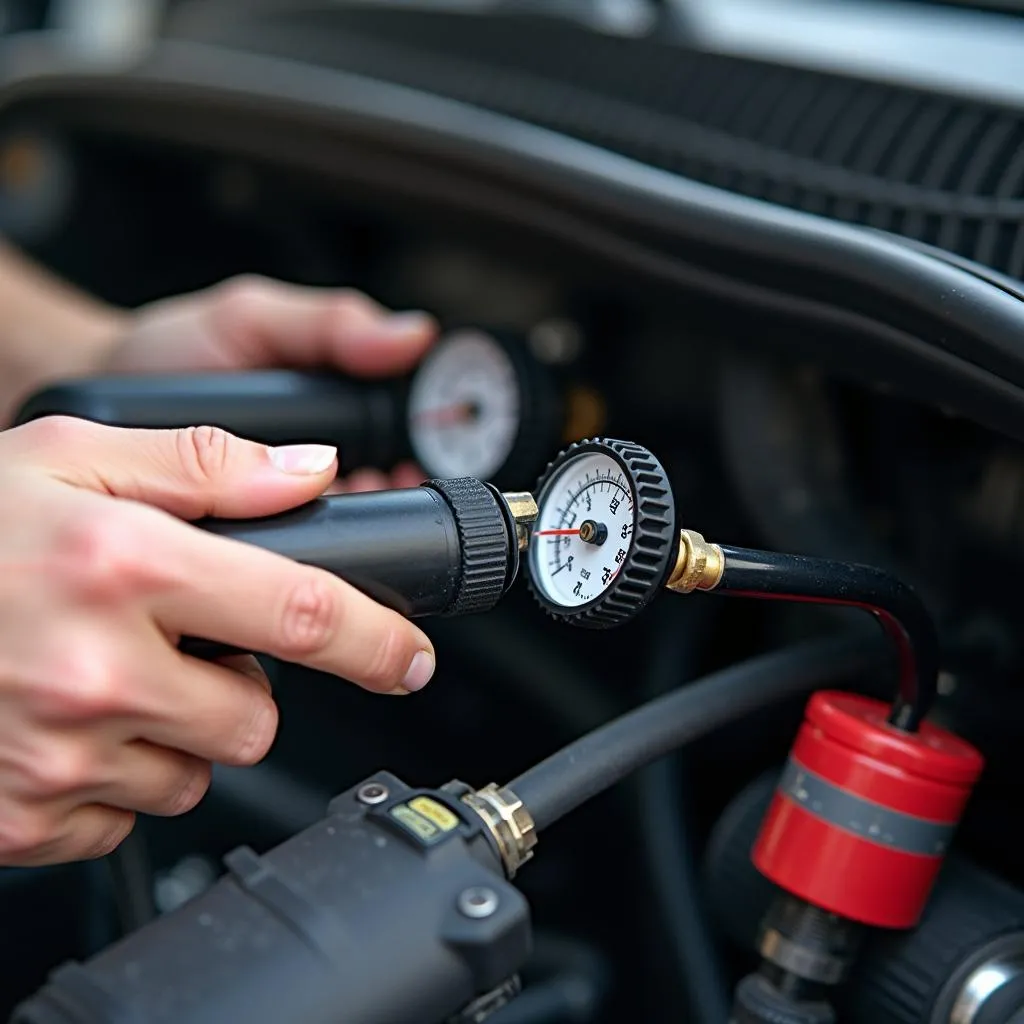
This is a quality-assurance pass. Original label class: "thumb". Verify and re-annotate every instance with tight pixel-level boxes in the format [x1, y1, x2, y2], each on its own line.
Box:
[11, 416, 338, 520]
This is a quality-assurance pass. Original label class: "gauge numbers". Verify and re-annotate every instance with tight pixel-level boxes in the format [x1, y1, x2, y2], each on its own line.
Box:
[407, 329, 521, 480]
[530, 451, 636, 609]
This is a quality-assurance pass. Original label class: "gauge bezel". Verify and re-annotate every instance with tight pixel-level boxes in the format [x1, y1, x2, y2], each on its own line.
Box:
[406, 326, 563, 488]
[526, 438, 678, 629]
[406, 327, 521, 482]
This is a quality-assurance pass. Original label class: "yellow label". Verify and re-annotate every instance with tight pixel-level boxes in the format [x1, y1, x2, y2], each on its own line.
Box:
[409, 797, 460, 832]
[390, 804, 438, 841]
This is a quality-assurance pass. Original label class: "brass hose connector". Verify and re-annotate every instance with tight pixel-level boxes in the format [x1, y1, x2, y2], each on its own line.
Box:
[666, 529, 725, 594]
[462, 784, 537, 879]
[502, 492, 539, 552]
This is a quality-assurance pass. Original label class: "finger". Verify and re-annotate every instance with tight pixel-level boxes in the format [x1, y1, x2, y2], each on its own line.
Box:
[0, 802, 134, 867]
[215, 654, 272, 694]
[339, 468, 391, 493]
[145, 520, 436, 693]
[11, 416, 336, 520]
[208, 276, 437, 376]
[391, 463, 427, 488]
[94, 740, 212, 818]
[329, 465, 422, 495]
[55, 805, 137, 864]
[133, 650, 280, 766]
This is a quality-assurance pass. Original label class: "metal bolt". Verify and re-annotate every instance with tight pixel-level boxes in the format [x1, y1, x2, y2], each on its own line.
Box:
[458, 886, 500, 919]
[356, 782, 390, 805]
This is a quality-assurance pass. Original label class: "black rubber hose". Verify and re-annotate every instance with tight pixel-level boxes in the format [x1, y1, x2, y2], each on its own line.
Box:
[716, 547, 938, 731]
[637, 603, 731, 1024]
[105, 831, 157, 935]
[510, 630, 886, 833]
[489, 933, 610, 1024]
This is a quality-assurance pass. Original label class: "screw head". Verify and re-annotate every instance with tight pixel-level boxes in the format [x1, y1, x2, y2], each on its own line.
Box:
[356, 782, 389, 806]
[457, 886, 500, 919]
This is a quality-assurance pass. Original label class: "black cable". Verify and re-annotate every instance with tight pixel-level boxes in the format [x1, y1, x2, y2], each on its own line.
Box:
[509, 630, 886, 833]
[715, 547, 938, 732]
[488, 933, 610, 1024]
[637, 603, 732, 1024]
[105, 830, 158, 935]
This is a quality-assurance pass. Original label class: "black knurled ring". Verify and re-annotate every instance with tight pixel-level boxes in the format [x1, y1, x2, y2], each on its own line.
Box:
[425, 477, 511, 615]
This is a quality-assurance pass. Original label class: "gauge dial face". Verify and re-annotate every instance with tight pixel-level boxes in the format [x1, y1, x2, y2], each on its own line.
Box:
[407, 329, 521, 480]
[529, 451, 636, 609]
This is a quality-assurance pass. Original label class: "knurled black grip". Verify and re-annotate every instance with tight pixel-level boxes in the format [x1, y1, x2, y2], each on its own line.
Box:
[424, 477, 512, 615]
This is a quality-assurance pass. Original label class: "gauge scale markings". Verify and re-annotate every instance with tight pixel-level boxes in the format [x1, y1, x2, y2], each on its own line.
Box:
[531, 452, 637, 609]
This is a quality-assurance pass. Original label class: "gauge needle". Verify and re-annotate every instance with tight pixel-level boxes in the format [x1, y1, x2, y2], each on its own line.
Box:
[533, 529, 581, 536]
[411, 402, 478, 427]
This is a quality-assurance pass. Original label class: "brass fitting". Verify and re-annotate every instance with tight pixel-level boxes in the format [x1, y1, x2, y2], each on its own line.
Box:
[666, 529, 725, 594]
[462, 783, 537, 879]
[501, 492, 539, 551]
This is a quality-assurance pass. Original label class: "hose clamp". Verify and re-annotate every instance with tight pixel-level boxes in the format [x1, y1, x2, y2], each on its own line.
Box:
[462, 784, 537, 879]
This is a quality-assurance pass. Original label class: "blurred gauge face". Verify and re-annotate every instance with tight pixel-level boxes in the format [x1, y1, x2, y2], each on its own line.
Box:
[407, 328, 522, 480]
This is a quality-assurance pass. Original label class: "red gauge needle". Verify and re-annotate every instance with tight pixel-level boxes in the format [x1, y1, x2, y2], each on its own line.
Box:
[533, 529, 581, 537]
[411, 402, 478, 427]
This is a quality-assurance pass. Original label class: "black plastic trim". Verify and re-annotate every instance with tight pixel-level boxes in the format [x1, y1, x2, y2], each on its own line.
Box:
[3, 40, 1024, 439]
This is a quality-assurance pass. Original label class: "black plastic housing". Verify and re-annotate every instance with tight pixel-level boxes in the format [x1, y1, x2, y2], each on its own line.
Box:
[13, 371, 407, 471]
[11, 773, 532, 1024]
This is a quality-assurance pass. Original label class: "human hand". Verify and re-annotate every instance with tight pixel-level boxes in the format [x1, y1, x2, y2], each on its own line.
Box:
[99, 275, 436, 491]
[0, 417, 436, 866]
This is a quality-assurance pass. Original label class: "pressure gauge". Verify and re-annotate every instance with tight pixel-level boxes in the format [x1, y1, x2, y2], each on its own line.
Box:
[406, 328, 563, 489]
[527, 438, 678, 628]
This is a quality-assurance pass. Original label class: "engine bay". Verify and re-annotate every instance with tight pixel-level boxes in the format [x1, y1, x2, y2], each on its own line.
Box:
[2, 4, 1024, 1022]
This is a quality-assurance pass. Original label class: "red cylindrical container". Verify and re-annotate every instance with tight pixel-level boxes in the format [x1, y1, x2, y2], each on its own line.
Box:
[752, 690, 984, 929]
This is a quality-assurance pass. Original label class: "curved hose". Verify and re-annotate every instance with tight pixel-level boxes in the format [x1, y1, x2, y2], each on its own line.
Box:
[716, 547, 937, 731]
[509, 629, 887, 833]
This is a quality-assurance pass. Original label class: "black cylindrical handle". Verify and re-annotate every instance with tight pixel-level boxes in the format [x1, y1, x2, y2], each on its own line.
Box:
[14, 371, 406, 469]
[197, 480, 518, 620]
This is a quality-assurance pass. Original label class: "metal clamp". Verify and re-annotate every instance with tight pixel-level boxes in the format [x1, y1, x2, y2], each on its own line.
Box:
[462, 784, 537, 879]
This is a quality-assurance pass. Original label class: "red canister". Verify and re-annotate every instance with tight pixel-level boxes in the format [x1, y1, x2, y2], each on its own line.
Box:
[752, 690, 984, 928]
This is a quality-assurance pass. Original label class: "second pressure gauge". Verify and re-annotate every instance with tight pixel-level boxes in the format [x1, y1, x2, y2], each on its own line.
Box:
[527, 438, 678, 628]
[14, 323, 604, 490]
[406, 328, 564, 489]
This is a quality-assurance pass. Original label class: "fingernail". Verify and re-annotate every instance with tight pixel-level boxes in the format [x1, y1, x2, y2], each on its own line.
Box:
[402, 650, 435, 692]
[268, 444, 337, 474]
[383, 311, 435, 337]
[386, 686, 412, 696]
